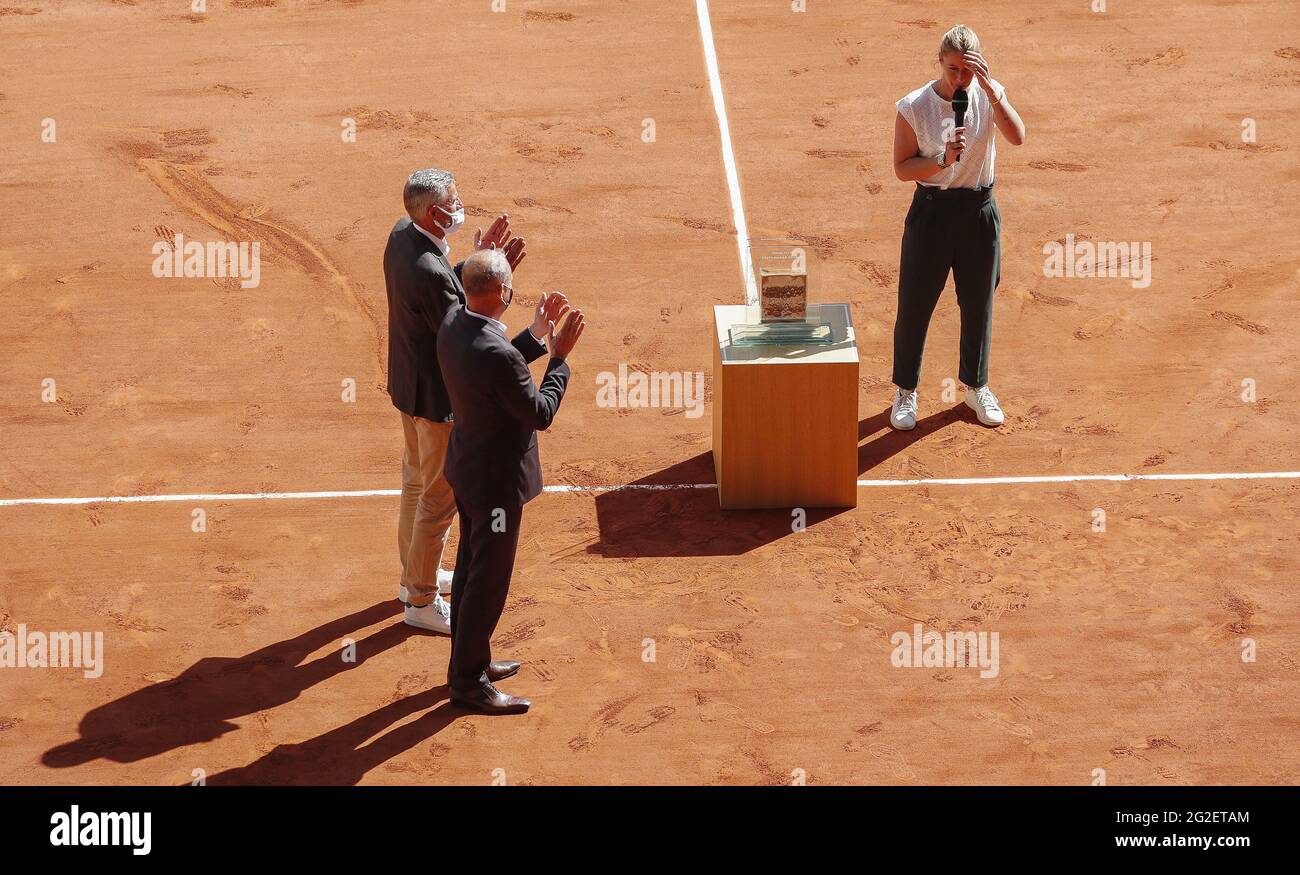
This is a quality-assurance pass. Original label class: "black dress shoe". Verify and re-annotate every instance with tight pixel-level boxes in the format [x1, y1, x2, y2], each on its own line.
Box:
[486, 660, 521, 682]
[451, 682, 530, 715]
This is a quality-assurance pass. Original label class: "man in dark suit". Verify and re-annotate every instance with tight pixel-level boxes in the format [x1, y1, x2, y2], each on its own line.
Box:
[438, 249, 586, 714]
[384, 167, 546, 634]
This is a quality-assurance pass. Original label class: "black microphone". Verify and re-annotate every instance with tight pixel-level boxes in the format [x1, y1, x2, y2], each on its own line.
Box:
[951, 87, 969, 162]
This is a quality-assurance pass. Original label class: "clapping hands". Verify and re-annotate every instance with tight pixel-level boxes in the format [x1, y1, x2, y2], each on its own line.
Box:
[530, 290, 584, 360]
[531, 290, 569, 342]
[550, 308, 585, 361]
[474, 213, 527, 271]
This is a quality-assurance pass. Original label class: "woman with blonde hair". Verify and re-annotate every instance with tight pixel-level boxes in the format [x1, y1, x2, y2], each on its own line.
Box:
[888, 24, 1026, 429]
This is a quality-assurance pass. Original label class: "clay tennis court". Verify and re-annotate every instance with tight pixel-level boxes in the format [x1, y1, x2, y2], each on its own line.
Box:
[1, 0, 1297, 786]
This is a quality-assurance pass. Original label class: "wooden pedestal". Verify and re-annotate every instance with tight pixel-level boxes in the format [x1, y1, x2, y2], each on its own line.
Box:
[711, 304, 859, 509]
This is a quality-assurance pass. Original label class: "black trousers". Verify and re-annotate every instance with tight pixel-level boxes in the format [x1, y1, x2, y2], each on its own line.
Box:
[891, 183, 1001, 391]
[447, 497, 523, 693]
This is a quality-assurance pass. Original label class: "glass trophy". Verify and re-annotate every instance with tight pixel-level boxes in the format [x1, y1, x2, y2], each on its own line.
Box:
[728, 268, 835, 347]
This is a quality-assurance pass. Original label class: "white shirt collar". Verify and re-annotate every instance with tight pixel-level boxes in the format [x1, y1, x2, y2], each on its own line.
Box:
[463, 305, 508, 336]
[411, 220, 450, 258]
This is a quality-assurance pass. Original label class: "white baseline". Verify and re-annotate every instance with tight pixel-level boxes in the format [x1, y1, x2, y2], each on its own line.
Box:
[2, 470, 1298, 507]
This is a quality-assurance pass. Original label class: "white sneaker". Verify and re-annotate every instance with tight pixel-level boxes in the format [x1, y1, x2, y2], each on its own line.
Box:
[404, 595, 451, 634]
[398, 567, 453, 603]
[890, 388, 919, 430]
[965, 385, 1005, 426]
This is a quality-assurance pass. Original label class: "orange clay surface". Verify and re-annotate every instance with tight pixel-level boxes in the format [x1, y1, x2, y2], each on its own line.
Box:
[1, 1, 1298, 784]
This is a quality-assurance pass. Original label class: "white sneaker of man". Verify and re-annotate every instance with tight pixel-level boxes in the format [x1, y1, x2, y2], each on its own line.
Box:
[890, 388, 919, 431]
[404, 594, 451, 634]
[965, 385, 1005, 427]
[398, 567, 453, 603]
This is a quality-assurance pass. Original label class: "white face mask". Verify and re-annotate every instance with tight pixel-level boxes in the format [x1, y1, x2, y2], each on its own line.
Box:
[434, 205, 466, 235]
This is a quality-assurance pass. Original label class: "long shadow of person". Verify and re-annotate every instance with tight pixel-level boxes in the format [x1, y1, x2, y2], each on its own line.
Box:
[203, 686, 461, 785]
[43, 600, 416, 769]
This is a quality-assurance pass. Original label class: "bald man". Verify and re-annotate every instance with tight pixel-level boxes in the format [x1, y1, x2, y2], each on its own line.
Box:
[438, 249, 585, 714]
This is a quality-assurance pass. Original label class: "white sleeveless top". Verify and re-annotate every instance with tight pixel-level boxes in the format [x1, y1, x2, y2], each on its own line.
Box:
[896, 78, 1002, 190]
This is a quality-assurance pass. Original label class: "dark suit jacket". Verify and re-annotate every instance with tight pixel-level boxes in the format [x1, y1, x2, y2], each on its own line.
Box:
[438, 306, 570, 508]
[383, 217, 545, 421]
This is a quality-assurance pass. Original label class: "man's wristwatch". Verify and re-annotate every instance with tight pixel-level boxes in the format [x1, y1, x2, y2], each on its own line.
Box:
[937, 151, 951, 169]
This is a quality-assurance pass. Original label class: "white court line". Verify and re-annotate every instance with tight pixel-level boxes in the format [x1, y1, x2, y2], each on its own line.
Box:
[854, 471, 1300, 487]
[2, 471, 1297, 507]
[695, 0, 758, 305]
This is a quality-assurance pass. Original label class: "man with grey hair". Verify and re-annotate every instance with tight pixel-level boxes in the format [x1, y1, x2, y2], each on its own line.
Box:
[383, 167, 564, 634]
[438, 248, 585, 714]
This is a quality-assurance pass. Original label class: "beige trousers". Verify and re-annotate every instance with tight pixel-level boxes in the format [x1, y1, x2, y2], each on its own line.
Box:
[398, 413, 457, 607]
